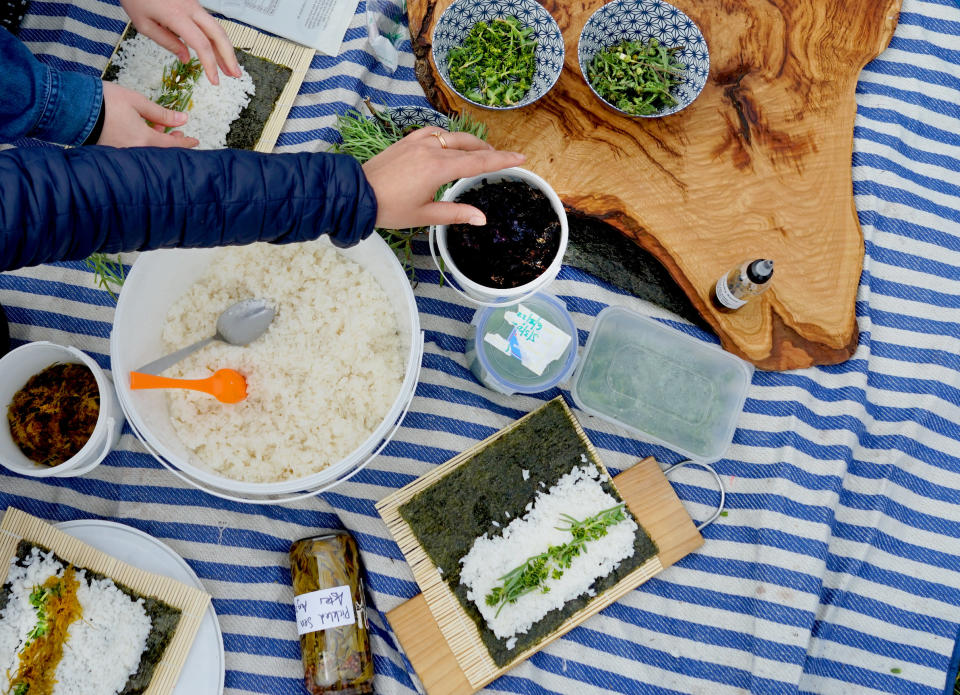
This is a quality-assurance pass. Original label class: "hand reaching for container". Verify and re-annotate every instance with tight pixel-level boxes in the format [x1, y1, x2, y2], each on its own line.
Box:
[362, 127, 525, 230]
[119, 0, 241, 85]
[97, 82, 200, 148]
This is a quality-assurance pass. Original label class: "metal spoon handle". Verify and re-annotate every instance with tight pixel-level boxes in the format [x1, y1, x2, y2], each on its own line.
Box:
[135, 335, 216, 375]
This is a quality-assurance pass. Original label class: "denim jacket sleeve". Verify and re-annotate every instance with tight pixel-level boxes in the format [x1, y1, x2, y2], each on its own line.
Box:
[0, 146, 378, 270]
[1, 27, 103, 146]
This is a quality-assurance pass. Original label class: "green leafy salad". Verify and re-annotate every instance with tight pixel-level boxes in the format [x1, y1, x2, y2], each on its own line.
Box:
[588, 37, 686, 116]
[447, 16, 538, 107]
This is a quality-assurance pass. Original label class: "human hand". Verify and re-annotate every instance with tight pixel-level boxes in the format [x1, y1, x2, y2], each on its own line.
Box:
[119, 0, 240, 85]
[361, 127, 526, 229]
[97, 82, 200, 148]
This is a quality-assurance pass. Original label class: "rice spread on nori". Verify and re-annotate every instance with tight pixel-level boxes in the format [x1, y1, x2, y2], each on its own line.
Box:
[104, 25, 292, 151]
[398, 399, 658, 666]
[0, 540, 181, 695]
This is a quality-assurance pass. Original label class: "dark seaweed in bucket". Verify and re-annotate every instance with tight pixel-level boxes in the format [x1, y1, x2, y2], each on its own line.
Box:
[446, 180, 561, 289]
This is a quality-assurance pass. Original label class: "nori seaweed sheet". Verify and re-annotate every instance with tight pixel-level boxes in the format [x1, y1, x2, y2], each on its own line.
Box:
[0, 540, 183, 695]
[103, 26, 292, 151]
[225, 49, 291, 150]
[398, 400, 659, 667]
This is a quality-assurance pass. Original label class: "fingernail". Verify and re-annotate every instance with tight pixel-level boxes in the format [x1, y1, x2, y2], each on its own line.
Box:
[470, 214, 486, 226]
[173, 112, 187, 124]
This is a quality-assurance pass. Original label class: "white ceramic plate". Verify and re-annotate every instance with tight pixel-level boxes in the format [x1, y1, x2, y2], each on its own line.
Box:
[56, 520, 225, 695]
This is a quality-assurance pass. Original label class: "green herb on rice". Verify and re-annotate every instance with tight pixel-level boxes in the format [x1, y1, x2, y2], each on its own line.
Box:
[447, 16, 537, 107]
[484, 504, 627, 616]
[588, 38, 686, 116]
[155, 57, 204, 113]
[332, 103, 488, 282]
[26, 585, 54, 644]
[84, 253, 126, 300]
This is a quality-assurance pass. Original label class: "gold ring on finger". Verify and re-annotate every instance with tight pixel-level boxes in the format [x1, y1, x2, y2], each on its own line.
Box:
[432, 132, 448, 149]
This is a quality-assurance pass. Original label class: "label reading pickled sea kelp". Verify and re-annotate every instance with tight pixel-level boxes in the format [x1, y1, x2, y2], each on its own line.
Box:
[294, 584, 356, 635]
[484, 304, 571, 376]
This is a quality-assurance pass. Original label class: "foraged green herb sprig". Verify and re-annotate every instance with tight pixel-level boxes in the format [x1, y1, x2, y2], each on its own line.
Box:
[155, 57, 204, 113]
[26, 584, 56, 645]
[588, 38, 686, 116]
[84, 253, 126, 300]
[331, 104, 488, 281]
[447, 16, 537, 107]
[484, 504, 626, 617]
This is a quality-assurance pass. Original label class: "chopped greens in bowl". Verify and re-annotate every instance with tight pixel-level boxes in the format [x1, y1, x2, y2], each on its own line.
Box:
[432, 0, 565, 110]
[587, 38, 686, 117]
[577, 0, 709, 118]
[447, 16, 537, 107]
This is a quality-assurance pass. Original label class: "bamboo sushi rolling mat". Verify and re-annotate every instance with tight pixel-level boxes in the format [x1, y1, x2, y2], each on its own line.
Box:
[2, 0, 960, 694]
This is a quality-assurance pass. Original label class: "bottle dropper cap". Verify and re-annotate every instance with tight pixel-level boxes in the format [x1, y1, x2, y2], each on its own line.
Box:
[747, 259, 774, 284]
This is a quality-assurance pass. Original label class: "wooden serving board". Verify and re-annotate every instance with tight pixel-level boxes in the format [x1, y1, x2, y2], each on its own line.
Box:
[378, 417, 702, 695]
[408, 0, 901, 370]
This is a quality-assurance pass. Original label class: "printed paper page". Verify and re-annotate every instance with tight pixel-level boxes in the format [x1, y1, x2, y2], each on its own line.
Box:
[202, 0, 360, 55]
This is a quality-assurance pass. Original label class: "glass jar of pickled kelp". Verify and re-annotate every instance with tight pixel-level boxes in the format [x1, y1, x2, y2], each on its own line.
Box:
[289, 532, 373, 694]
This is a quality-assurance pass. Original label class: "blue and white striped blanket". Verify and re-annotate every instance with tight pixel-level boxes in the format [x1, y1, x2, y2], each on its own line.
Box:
[2, 1, 959, 693]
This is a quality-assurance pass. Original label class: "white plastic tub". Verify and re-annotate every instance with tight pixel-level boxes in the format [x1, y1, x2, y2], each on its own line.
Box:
[0, 342, 123, 477]
[431, 167, 568, 306]
[110, 236, 423, 503]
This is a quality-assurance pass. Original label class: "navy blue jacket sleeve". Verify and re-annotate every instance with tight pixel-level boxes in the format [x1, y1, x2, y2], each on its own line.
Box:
[0, 146, 378, 271]
[1, 27, 103, 146]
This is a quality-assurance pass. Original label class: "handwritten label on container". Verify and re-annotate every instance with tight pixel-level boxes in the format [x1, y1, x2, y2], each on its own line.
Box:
[294, 585, 356, 635]
[484, 304, 571, 376]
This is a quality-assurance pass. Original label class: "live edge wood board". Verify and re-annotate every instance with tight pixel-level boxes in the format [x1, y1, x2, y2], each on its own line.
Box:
[408, 0, 902, 371]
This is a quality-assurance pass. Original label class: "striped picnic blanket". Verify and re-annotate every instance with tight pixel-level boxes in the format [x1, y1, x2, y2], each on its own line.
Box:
[2, 0, 959, 693]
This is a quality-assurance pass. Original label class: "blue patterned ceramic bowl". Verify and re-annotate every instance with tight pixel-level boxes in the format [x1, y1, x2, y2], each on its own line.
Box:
[386, 105, 449, 130]
[578, 0, 709, 118]
[432, 0, 565, 110]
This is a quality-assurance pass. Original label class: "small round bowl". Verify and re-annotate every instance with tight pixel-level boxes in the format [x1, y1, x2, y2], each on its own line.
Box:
[578, 0, 709, 118]
[0, 342, 124, 478]
[432, 0, 565, 110]
[386, 105, 449, 129]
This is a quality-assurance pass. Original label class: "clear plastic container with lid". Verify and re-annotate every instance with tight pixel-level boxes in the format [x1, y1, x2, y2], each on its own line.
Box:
[570, 306, 753, 462]
[465, 293, 578, 396]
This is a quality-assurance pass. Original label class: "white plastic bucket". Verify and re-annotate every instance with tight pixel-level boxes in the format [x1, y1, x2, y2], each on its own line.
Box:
[0, 342, 123, 477]
[109, 235, 423, 504]
[430, 167, 569, 306]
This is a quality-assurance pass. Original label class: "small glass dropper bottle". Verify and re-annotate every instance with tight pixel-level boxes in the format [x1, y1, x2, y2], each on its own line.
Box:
[712, 259, 774, 311]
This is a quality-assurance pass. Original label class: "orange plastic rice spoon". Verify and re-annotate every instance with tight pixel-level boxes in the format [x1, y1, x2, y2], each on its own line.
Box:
[129, 369, 247, 404]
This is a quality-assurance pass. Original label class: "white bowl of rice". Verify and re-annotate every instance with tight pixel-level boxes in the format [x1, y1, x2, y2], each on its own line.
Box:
[109, 235, 422, 502]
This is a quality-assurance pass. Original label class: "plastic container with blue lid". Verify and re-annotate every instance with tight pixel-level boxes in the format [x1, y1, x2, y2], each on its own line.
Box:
[570, 306, 753, 462]
[466, 293, 578, 396]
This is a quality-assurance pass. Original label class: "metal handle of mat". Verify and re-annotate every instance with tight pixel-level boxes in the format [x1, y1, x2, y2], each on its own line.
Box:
[662, 460, 726, 530]
[128, 332, 424, 506]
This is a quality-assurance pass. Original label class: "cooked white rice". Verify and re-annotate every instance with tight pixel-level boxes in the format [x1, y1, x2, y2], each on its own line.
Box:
[162, 240, 405, 483]
[112, 32, 255, 149]
[0, 547, 152, 695]
[459, 464, 638, 641]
